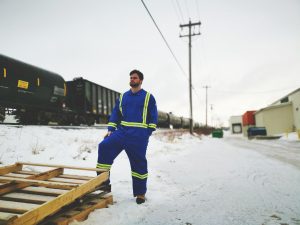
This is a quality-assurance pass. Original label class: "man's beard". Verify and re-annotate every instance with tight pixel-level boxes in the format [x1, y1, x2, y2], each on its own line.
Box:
[130, 82, 140, 88]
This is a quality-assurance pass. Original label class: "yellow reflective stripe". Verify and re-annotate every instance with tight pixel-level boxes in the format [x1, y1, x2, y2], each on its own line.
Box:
[108, 122, 117, 128]
[37, 78, 40, 86]
[119, 94, 123, 115]
[97, 163, 111, 169]
[3, 68, 6, 78]
[121, 121, 148, 128]
[132, 171, 148, 179]
[148, 123, 157, 129]
[142, 92, 150, 124]
[64, 83, 66, 96]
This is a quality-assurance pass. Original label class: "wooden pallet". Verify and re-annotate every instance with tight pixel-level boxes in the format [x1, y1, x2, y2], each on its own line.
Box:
[0, 162, 112, 225]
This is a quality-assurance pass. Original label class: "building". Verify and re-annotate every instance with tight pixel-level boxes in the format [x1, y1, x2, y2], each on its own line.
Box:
[229, 115, 242, 134]
[255, 88, 300, 135]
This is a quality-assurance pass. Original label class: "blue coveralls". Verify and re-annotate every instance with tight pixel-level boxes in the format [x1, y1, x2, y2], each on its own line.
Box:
[97, 89, 158, 196]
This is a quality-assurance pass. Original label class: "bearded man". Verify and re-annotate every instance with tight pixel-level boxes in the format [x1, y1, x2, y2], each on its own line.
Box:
[97, 69, 158, 204]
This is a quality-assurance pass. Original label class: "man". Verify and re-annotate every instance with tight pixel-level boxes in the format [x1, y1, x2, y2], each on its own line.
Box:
[97, 69, 158, 204]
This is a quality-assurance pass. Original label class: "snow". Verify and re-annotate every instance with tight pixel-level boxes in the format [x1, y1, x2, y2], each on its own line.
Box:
[0, 125, 300, 225]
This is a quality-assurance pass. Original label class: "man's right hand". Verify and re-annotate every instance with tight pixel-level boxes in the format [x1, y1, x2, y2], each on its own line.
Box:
[104, 131, 112, 139]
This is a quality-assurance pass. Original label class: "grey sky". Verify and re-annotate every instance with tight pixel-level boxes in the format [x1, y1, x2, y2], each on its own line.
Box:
[0, 0, 299, 126]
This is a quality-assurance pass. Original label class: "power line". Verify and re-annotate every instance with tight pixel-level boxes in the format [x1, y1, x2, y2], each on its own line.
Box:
[194, 0, 201, 19]
[140, 0, 188, 79]
[171, 0, 183, 24]
[213, 86, 299, 95]
[175, 0, 185, 23]
[184, 0, 190, 20]
[141, 0, 203, 123]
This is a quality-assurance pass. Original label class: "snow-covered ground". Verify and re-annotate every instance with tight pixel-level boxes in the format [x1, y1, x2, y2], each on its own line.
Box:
[0, 125, 300, 225]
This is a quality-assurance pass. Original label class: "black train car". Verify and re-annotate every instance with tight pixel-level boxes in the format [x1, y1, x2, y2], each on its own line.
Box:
[65, 78, 120, 125]
[157, 110, 169, 128]
[0, 54, 66, 124]
[181, 117, 190, 128]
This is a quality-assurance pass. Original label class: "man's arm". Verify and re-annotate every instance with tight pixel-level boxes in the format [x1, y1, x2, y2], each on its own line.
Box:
[106, 97, 122, 136]
[147, 94, 158, 135]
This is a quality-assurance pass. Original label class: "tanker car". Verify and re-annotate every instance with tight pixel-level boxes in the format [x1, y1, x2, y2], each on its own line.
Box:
[0, 54, 197, 128]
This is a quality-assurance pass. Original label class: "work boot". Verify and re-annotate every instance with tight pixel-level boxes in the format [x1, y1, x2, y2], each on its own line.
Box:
[136, 195, 146, 204]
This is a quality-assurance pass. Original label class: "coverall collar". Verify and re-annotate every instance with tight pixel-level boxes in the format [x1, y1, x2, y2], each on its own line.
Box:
[129, 88, 144, 96]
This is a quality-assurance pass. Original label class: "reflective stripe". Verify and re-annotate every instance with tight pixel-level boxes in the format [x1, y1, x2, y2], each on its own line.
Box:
[132, 171, 148, 179]
[64, 83, 66, 96]
[121, 121, 148, 128]
[148, 123, 157, 129]
[96, 163, 112, 170]
[119, 91, 156, 129]
[3, 68, 6, 78]
[108, 122, 117, 128]
[119, 94, 123, 115]
[142, 92, 150, 124]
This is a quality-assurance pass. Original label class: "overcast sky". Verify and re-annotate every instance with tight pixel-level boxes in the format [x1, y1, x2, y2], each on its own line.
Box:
[1, 0, 299, 126]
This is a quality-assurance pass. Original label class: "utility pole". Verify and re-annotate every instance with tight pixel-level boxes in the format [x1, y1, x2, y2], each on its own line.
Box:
[210, 104, 213, 127]
[180, 19, 201, 134]
[203, 85, 211, 127]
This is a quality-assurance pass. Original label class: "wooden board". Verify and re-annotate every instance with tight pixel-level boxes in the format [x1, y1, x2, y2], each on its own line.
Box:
[0, 162, 110, 225]
[0, 212, 19, 223]
[0, 200, 39, 213]
[0, 193, 56, 204]
[40, 193, 113, 225]
[20, 187, 69, 196]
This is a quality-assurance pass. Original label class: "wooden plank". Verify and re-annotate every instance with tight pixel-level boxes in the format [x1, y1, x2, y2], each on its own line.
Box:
[0, 164, 22, 176]
[58, 174, 93, 180]
[15, 171, 38, 175]
[17, 162, 108, 172]
[0, 200, 39, 213]
[0, 192, 56, 204]
[0, 176, 77, 190]
[21, 187, 68, 196]
[3, 173, 29, 178]
[26, 168, 64, 180]
[47, 177, 86, 184]
[16, 172, 94, 180]
[50, 194, 113, 225]
[8, 172, 109, 225]
[0, 212, 19, 223]
[0, 168, 65, 196]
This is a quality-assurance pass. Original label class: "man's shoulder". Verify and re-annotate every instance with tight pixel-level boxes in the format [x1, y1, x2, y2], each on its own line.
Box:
[122, 90, 131, 95]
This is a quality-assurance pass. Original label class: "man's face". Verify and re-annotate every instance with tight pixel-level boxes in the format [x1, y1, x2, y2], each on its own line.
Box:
[129, 73, 142, 88]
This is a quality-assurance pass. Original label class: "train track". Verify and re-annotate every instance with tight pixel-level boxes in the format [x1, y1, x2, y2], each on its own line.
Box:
[0, 123, 107, 129]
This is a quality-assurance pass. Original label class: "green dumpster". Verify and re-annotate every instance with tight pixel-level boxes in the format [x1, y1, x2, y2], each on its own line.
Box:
[212, 129, 223, 138]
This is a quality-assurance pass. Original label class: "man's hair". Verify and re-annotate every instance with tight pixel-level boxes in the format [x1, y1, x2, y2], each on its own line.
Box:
[130, 69, 144, 80]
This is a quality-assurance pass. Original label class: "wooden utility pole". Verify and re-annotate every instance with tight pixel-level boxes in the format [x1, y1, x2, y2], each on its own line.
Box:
[180, 19, 201, 134]
[203, 85, 211, 127]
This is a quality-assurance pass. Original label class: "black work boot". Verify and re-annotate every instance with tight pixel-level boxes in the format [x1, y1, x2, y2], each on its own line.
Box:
[136, 195, 146, 204]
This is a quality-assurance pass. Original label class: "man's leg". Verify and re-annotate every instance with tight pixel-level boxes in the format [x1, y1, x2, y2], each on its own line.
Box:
[97, 131, 124, 184]
[125, 137, 149, 203]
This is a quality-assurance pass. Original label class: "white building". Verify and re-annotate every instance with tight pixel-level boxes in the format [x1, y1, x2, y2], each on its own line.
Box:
[229, 115, 243, 134]
[255, 88, 300, 136]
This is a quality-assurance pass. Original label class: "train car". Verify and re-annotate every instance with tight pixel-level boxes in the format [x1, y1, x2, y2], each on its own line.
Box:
[0, 54, 66, 124]
[194, 122, 200, 129]
[181, 117, 190, 128]
[0, 54, 200, 128]
[65, 78, 120, 125]
[169, 113, 182, 128]
[157, 110, 169, 128]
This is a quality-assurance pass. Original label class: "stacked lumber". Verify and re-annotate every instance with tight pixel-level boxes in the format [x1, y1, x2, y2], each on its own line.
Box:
[0, 162, 112, 225]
